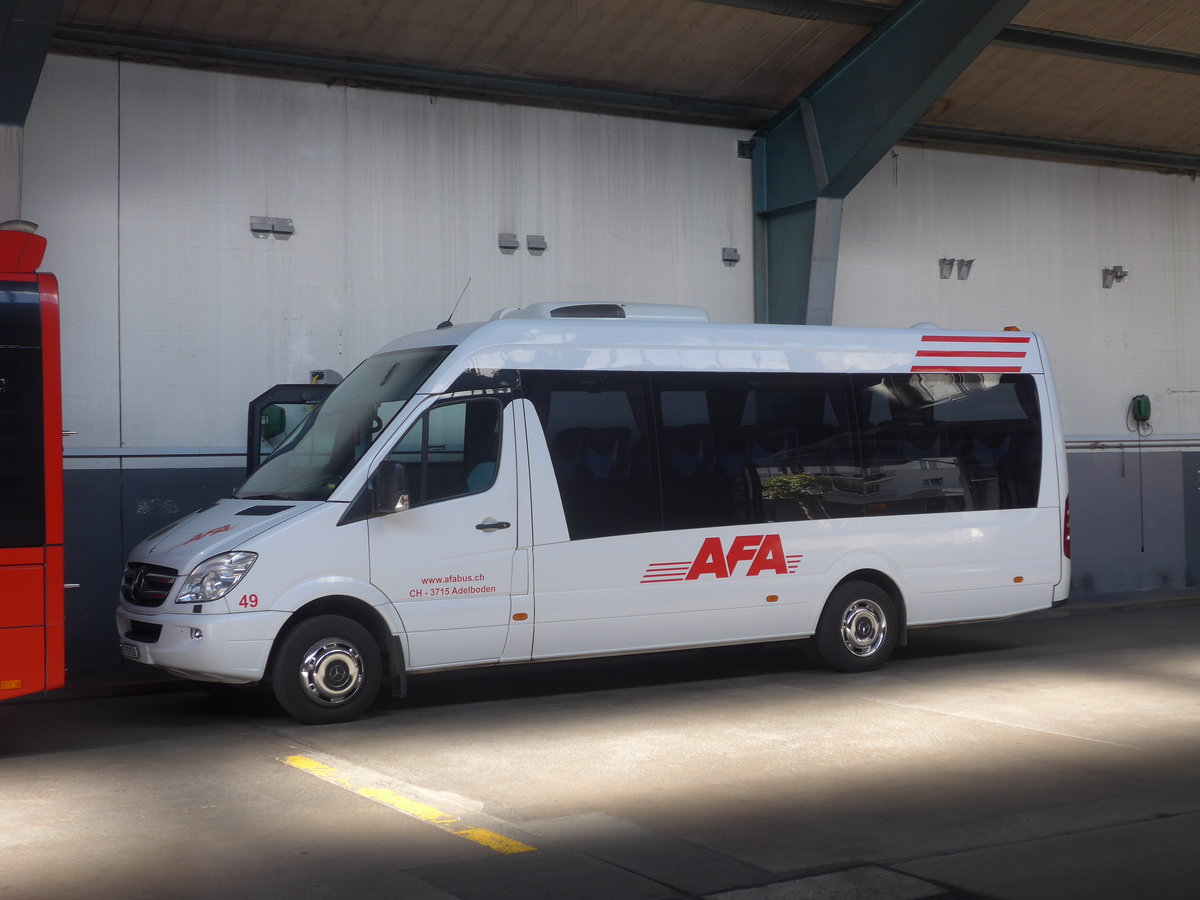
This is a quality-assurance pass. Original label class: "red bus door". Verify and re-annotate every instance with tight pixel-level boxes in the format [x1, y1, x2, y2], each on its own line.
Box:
[0, 224, 64, 700]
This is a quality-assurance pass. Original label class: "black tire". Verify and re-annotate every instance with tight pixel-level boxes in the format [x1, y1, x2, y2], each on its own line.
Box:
[271, 615, 382, 725]
[811, 580, 899, 673]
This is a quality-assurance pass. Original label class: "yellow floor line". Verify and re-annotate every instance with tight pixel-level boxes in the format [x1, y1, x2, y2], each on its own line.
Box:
[452, 827, 538, 855]
[355, 786, 458, 825]
[281, 754, 536, 855]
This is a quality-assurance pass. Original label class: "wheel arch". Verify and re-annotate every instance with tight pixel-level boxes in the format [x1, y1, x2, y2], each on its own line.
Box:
[269, 595, 407, 697]
[828, 569, 908, 645]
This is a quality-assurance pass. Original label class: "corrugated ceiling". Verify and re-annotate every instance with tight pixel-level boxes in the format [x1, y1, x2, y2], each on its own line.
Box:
[53, 0, 1200, 168]
[1015, 0, 1200, 53]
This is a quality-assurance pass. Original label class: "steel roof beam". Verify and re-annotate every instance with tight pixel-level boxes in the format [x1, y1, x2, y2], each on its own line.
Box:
[691, 0, 894, 26]
[994, 27, 1200, 77]
[51, 24, 774, 128]
[905, 125, 1200, 171]
[49, 17, 1200, 133]
[0, 0, 62, 126]
[698, 1, 1200, 77]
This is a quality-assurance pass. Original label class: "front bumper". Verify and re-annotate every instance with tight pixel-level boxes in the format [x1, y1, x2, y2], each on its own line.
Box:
[115, 607, 288, 684]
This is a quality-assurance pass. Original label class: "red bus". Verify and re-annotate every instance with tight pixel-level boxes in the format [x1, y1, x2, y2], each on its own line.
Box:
[0, 224, 64, 701]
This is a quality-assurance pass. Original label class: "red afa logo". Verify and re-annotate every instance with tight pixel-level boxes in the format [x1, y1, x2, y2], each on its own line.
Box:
[641, 534, 803, 584]
[171, 523, 233, 552]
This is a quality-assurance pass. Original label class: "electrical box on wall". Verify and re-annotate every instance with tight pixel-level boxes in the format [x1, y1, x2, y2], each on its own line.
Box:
[1130, 394, 1151, 423]
[250, 217, 294, 240]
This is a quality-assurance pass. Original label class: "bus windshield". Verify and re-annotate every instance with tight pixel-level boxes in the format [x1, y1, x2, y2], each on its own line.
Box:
[237, 346, 452, 501]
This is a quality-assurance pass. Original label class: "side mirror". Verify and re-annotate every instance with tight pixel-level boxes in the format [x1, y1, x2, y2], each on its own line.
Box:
[371, 459, 410, 513]
[338, 460, 411, 526]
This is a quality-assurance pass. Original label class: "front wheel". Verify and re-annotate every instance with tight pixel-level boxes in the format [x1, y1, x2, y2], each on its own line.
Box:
[271, 615, 382, 724]
[811, 581, 899, 673]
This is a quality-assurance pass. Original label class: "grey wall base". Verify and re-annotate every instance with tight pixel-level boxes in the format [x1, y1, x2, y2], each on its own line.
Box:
[1067, 449, 1187, 595]
[65, 465, 244, 674]
[1183, 452, 1200, 589]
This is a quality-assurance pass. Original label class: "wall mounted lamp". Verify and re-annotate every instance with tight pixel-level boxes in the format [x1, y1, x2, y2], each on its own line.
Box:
[1102, 265, 1128, 288]
[939, 258, 973, 280]
[722, 247, 741, 267]
[498, 233, 519, 254]
[526, 234, 547, 256]
[250, 216, 294, 240]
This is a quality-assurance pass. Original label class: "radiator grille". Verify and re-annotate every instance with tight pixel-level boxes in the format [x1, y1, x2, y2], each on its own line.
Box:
[121, 562, 178, 607]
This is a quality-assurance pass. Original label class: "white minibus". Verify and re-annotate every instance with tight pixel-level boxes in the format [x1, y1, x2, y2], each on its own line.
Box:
[117, 303, 1070, 724]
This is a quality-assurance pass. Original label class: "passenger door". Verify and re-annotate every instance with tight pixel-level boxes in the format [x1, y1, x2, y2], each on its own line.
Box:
[367, 396, 521, 669]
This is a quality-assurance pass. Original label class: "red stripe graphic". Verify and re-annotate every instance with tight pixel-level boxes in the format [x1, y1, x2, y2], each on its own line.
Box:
[641, 552, 805, 583]
[919, 335, 1030, 343]
[915, 350, 1027, 359]
[641, 561, 691, 584]
[912, 366, 1023, 373]
[912, 334, 1030, 373]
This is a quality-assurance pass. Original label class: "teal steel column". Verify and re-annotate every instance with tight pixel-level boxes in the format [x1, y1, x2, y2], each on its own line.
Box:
[753, 0, 1029, 324]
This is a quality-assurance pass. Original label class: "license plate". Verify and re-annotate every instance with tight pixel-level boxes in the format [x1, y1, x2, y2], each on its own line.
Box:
[120, 643, 141, 661]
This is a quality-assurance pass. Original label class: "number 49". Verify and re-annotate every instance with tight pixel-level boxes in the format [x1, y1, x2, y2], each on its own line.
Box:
[238, 594, 259, 609]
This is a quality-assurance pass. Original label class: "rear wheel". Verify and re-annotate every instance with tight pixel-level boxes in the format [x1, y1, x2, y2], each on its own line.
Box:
[271, 615, 382, 724]
[812, 580, 898, 672]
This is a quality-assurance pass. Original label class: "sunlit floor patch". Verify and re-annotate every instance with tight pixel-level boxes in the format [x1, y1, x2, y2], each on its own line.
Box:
[280, 753, 537, 854]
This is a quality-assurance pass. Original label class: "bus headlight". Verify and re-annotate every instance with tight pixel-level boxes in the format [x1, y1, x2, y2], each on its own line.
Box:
[177, 552, 258, 604]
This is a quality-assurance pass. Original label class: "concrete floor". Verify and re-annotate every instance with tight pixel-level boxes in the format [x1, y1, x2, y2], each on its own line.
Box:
[3, 605, 1199, 899]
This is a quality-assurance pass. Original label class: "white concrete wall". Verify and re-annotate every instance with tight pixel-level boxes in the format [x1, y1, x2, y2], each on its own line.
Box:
[21, 56, 121, 450]
[836, 146, 1200, 441]
[22, 54, 755, 454]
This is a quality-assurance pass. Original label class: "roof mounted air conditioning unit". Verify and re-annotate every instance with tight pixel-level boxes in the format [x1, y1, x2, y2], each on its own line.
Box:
[491, 302, 710, 323]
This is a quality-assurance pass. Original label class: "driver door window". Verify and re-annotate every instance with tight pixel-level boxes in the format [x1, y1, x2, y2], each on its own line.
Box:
[389, 398, 502, 506]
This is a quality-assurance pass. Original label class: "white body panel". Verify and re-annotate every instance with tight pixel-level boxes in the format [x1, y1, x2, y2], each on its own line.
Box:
[530, 507, 1062, 660]
[117, 314, 1069, 686]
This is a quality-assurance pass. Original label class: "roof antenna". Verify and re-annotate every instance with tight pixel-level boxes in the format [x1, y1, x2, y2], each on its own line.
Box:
[437, 277, 471, 329]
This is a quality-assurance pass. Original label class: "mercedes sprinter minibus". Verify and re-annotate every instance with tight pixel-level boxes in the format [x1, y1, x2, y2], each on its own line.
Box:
[118, 303, 1069, 724]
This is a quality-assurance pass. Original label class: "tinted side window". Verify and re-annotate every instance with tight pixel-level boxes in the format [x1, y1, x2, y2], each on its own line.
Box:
[522, 371, 659, 540]
[388, 398, 501, 507]
[853, 373, 1041, 513]
[0, 284, 45, 547]
[655, 373, 860, 528]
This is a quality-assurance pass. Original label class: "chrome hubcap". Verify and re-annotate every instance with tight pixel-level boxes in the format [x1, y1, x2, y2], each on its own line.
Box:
[298, 638, 364, 706]
[840, 599, 887, 657]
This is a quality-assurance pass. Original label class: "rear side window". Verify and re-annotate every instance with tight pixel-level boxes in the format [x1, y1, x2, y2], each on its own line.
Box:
[654, 373, 859, 528]
[853, 373, 1041, 513]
